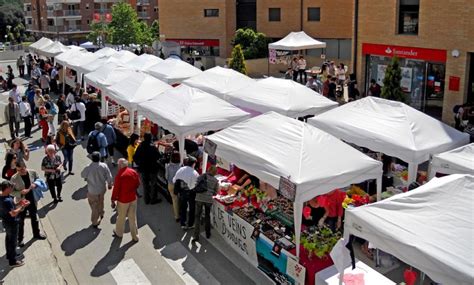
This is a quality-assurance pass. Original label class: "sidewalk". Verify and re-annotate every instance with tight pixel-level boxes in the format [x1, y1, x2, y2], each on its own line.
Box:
[0, 80, 72, 284]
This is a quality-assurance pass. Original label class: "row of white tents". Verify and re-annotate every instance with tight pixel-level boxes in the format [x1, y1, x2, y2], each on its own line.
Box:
[29, 37, 473, 284]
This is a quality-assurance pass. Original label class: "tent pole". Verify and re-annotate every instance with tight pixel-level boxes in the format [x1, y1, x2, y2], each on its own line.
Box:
[408, 163, 418, 185]
[376, 177, 382, 201]
[178, 135, 186, 165]
[62, 67, 66, 94]
[294, 201, 303, 258]
[129, 108, 135, 135]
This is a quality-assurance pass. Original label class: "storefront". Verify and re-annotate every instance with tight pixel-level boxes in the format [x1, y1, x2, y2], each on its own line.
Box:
[167, 38, 220, 57]
[362, 43, 447, 119]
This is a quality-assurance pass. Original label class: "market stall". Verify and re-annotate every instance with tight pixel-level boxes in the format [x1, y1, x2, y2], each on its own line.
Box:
[146, 57, 203, 85]
[109, 49, 137, 63]
[29, 37, 54, 53]
[429, 143, 474, 178]
[126, 53, 163, 72]
[36, 41, 69, 58]
[225, 77, 338, 117]
[137, 84, 251, 163]
[342, 174, 474, 285]
[183, 66, 255, 100]
[93, 47, 118, 57]
[309, 97, 470, 184]
[205, 112, 383, 284]
[105, 72, 172, 143]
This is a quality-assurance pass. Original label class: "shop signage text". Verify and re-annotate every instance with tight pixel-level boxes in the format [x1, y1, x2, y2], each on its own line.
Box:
[167, 39, 220, 47]
[362, 43, 447, 62]
[212, 203, 258, 265]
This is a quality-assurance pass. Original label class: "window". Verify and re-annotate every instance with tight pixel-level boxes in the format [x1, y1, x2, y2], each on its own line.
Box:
[398, 0, 419, 34]
[268, 8, 281, 21]
[204, 9, 219, 17]
[87, 19, 90, 24]
[27, 18, 32, 25]
[47, 19, 54, 26]
[307, 7, 320, 21]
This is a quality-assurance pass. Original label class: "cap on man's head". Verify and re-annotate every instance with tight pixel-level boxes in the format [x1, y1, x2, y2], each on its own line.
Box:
[95, 122, 103, 130]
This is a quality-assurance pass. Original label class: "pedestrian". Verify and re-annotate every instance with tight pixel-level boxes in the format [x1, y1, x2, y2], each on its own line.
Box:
[87, 122, 108, 161]
[81, 152, 113, 228]
[0, 180, 26, 267]
[368, 79, 381, 97]
[6, 65, 14, 90]
[10, 161, 47, 247]
[291, 57, 299, 82]
[38, 100, 50, 142]
[173, 156, 199, 230]
[43, 95, 57, 135]
[65, 91, 75, 108]
[56, 120, 76, 175]
[100, 120, 117, 166]
[111, 158, 140, 242]
[9, 84, 21, 103]
[25, 54, 31, 77]
[328, 61, 336, 77]
[336, 63, 346, 86]
[126, 133, 140, 167]
[133, 133, 162, 204]
[56, 94, 67, 124]
[320, 64, 328, 83]
[31, 64, 42, 84]
[69, 96, 86, 140]
[8, 138, 30, 164]
[328, 76, 337, 101]
[50, 65, 58, 93]
[84, 93, 101, 134]
[192, 166, 219, 242]
[454, 103, 465, 131]
[16, 56, 25, 78]
[39, 71, 50, 95]
[19, 96, 33, 138]
[165, 152, 181, 222]
[297, 55, 307, 84]
[2, 152, 17, 180]
[41, 145, 63, 203]
[4, 97, 21, 140]
[25, 84, 36, 125]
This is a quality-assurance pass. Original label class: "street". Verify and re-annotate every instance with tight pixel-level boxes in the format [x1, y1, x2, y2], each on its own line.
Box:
[0, 59, 261, 285]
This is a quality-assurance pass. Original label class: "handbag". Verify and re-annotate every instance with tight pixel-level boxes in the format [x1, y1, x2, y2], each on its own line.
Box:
[69, 103, 81, 120]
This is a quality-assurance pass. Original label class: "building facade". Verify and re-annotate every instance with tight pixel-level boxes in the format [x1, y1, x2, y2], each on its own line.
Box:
[23, 0, 158, 43]
[159, 0, 353, 61]
[355, 0, 474, 123]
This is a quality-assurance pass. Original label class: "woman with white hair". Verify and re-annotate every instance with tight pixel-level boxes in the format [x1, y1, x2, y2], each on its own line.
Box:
[41, 144, 63, 203]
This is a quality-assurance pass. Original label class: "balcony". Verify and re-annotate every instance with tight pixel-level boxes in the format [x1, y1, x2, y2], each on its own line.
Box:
[94, 9, 111, 14]
[64, 10, 81, 16]
[25, 10, 32, 17]
[137, 11, 150, 18]
[93, 0, 121, 3]
[137, 0, 150, 5]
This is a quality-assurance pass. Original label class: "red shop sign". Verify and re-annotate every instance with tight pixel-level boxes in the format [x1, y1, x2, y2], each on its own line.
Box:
[362, 43, 447, 62]
[167, 39, 220, 47]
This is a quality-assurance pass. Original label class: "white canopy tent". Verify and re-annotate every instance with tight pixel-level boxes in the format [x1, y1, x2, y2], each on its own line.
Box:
[79, 56, 120, 74]
[343, 174, 474, 285]
[206, 112, 383, 257]
[308, 97, 470, 183]
[93, 47, 117, 57]
[268, 31, 326, 50]
[54, 49, 89, 66]
[106, 72, 171, 111]
[429, 143, 474, 178]
[79, 41, 99, 49]
[183, 66, 255, 99]
[137, 85, 251, 163]
[126, 54, 163, 71]
[110, 50, 137, 63]
[147, 58, 203, 85]
[29, 37, 54, 53]
[37, 41, 69, 58]
[84, 63, 134, 90]
[226, 77, 338, 117]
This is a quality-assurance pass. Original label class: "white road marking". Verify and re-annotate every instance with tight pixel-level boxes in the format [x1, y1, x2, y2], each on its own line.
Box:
[110, 258, 151, 285]
[158, 242, 220, 285]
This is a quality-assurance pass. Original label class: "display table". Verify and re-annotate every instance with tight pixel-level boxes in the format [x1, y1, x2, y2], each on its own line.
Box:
[315, 260, 395, 285]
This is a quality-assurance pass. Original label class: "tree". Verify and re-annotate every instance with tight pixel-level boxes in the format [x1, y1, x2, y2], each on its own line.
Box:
[87, 22, 110, 46]
[136, 21, 154, 46]
[232, 28, 269, 59]
[0, 1, 24, 42]
[381, 57, 407, 103]
[229, 45, 247, 75]
[108, 2, 140, 45]
[150, 20, 159, 38]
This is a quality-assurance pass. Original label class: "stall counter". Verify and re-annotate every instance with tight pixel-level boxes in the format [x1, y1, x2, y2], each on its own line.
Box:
[315, 260, 395, 285]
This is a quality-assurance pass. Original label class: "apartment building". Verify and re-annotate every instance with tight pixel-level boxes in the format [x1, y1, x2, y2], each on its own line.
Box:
[354, 0, 474, 122]
[159, 0, 353, 61]
[24, 0, 158, 43]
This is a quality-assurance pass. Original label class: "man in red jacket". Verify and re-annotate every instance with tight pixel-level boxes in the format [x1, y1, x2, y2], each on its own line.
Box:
[111, 158, 141, 241]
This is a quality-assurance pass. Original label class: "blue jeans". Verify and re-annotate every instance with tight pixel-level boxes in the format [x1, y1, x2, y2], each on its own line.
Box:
[62, 147, 74, 172]
[3, 221, 19, 265]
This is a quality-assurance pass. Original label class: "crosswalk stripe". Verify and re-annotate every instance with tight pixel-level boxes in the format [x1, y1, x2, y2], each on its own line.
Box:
[110, 258, 152, 285]
[158, 242, 220, 285]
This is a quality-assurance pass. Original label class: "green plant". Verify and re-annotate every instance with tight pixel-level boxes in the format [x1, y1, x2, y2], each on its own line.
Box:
[381, 56, 407, 103]
[229, 44, 247, 75]
[232, 28, 269, 59]
[300, 226, 341, 258]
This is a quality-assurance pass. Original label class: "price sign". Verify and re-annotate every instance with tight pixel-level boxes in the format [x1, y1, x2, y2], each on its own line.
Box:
[278, 176, 296, 201]
[286, 257, 306, 285]
[204, 139, 217, 156]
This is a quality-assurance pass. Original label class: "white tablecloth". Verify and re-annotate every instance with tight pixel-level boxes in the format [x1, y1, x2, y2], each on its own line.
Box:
[315, 260, 395, 285]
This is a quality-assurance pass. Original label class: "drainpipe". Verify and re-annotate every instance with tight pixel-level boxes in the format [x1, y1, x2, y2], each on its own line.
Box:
[353, 0, 359, 77]
[300, 0, 304, 31]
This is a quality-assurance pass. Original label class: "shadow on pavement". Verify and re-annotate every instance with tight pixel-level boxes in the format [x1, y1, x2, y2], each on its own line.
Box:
[37, 201, 58, 218]
[90, 238, 136, 277]
[71, 186, 88, 201]
[61, 226, 101, 256]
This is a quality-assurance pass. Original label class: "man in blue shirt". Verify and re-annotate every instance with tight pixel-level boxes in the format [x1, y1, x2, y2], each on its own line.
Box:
[0, 181, 26, 267]
[101, 120, 117, 166]
[88, 122, 108, 161]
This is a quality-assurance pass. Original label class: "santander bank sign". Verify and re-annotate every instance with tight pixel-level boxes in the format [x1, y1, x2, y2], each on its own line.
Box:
[363, 43, 447, 62]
